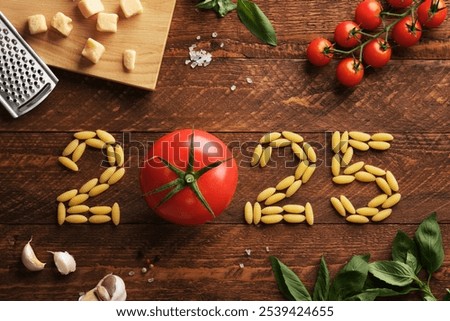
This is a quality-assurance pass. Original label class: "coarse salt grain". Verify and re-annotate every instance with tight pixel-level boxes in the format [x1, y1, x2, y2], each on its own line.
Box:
[230, 84, 236, 91]
[186, 43, 212, 68]
[211, 32, 218, 38]
[239, 263, 245, 269]
[220, 42, 224, 48]
[196, 35, 201, 40]
[147, 278, 154, 283]
[246, 77, 253, 84]
[245, 249, 251, 256]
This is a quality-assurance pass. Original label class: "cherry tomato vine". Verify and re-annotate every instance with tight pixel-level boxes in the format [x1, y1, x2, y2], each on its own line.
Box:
[306, 0, 448, 87]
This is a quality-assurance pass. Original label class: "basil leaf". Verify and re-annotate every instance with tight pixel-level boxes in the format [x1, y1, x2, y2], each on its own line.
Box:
[196, 0, 218, 10]
[237, 0, 277, 46]
[444, 289, 450, 301]
[405, 251, 421, 275]
[269, 256, 311, 301]
[197, 0, 236, 17]
[328, 255, 370, 300]
[345, 291, 378, 301]
[312, 256, 330, 301]
[217, 0, 238, 17]
[347, 286, 417, 301]
[423, 294, 436, 301]
[369, 261, 416, 287]
[414, 212, 444, 275]
[392, 230, 422, 274]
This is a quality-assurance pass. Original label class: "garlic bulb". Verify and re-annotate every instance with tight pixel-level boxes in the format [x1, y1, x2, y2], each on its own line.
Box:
[50, 251, 76, 275]
[79, 274, 127, 301]
[21, 238, 46, 271]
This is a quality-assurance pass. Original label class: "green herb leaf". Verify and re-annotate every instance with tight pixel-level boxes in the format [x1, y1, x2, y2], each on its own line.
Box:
[237, 0, 277, 46]
[423, 293, 436, 301]
[328, 255, 370, 300]
[312, 256, 330, 301]
[414, 212, 444, 275]
[197, 0, 218, 10]
[368, 261, 417, 287]
[444, 289, 450, 301]
[347, 286, 417, 301]
[269, 256, 311, 301]
[197, 0, 237, 17]
[405, 251, 420, 275]
[217, 0, 238, 17]
[392, 230, 422, 273]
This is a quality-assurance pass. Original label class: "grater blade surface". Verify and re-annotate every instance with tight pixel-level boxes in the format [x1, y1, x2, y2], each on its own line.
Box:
[0, 12, 58, 118]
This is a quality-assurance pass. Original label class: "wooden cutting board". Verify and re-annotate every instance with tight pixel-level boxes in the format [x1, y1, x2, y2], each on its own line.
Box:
[0, 0, 176, 90]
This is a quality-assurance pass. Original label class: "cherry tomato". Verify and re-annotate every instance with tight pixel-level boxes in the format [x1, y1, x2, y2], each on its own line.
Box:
[334, 21, 362, 48]
[336, 58, 364, 87]
[306, 38, 334, 66]
[391, 16, 422, 47]
[362, 38, 392, 68]
[355, 0, 383, 30]
[417, 0, 448, 28]
[387, 0, 413, 8]
[140, 129, 238, 225]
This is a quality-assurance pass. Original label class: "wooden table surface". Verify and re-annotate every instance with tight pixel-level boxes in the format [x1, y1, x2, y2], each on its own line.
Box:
[0, 1, 449, 301]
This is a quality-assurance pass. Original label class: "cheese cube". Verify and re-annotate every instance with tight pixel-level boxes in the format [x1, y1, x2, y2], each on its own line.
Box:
[96, 13, 119, 33]
[82, 38, 105, 64]
[28, 14, 47, 35]
[51, 12, 73, 37]
[120, 0, 144, 18]
[123, 49, 136, 71]
[78, 0, 105, 18]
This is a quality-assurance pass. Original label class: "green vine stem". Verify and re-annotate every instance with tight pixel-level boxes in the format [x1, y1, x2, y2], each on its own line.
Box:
[331, 0, 424, 57]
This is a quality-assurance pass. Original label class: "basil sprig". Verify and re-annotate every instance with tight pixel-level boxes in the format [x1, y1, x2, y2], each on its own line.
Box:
[270, 212, 445, 301]
[196, 0, 277, 46]
[196, 0, 237, 17]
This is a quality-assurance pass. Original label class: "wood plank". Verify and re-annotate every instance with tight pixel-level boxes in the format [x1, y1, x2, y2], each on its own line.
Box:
[167, 1, 450, 60]
[0, 0, 176, 90]
[0, 59, 448, 131]
[0, 224, 448, 300]
[0, 132, 448, 224]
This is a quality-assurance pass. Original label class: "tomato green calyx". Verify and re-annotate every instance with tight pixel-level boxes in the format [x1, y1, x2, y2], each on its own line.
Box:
[143, 132, 232, 219]
[430, 0, 445, 13]
[184, 174, 196, 184]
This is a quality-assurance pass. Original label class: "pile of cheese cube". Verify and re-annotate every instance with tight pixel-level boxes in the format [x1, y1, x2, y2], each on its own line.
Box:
[27, 0, 142, 70]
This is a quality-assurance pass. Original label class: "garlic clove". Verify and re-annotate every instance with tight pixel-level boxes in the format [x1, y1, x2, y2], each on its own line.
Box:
[49, 251, 76, 275]
[95, 285, 111, 301]
[21, 238, 46, 271]
[96, 274, 127, 301]
[79, 274, 127, 301]
[79, 288, 99, 301]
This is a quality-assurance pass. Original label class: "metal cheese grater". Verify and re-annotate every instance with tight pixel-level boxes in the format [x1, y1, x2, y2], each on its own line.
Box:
[0, 12, 58, 118]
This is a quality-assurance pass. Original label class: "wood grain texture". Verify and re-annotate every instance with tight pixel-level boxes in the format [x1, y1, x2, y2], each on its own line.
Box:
[0, 0, 176, 90]
[0, 224, 449, 300]
[0, 59, 448, 132]
[0, 132, 448, 225]
[0, 0, 448, 302]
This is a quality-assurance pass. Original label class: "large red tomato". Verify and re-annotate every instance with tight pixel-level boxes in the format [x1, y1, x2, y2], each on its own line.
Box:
[140, 129, 238, 225]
